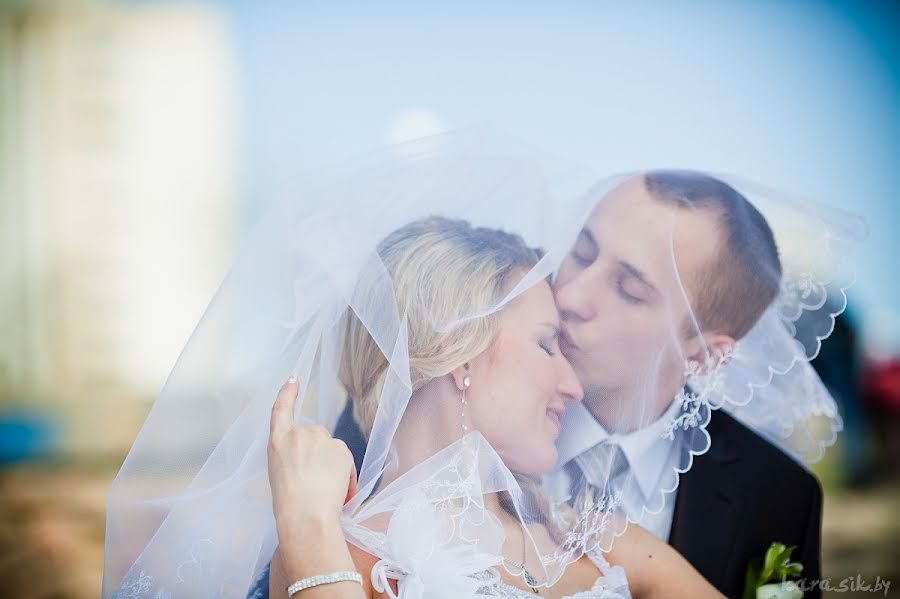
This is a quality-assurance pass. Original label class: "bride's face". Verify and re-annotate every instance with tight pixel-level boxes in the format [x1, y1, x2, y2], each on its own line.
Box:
[465, 281, 584, 476]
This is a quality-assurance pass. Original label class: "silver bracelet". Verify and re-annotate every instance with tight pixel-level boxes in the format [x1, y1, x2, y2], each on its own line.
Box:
[286, 571, 363, 596]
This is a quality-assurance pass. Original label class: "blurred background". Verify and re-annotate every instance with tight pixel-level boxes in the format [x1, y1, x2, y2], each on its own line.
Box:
[0, 0, 897, 597]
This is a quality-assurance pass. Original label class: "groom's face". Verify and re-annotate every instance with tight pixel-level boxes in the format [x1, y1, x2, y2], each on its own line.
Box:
[554, 177, 721, 410]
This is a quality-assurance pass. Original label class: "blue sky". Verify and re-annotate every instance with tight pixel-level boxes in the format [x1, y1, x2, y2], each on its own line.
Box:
[217, 0, 900, 353]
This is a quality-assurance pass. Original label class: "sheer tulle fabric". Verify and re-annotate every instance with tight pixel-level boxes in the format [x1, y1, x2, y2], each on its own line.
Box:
[102, 131, 862, 598]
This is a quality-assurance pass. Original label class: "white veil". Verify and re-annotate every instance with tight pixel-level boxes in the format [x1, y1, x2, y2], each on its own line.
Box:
[102, 131, 863, 598]
[713, 176, 863, 464]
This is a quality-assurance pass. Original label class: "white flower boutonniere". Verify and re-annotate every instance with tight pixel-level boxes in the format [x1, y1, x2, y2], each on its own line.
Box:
[743, 542, 804, 599]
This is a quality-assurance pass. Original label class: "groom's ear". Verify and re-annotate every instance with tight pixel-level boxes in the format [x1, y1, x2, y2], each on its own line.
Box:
[683, 332, 736, 374]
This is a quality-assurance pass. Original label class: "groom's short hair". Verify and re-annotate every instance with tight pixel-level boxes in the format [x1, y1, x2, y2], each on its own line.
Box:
[644, 170, 782, 340]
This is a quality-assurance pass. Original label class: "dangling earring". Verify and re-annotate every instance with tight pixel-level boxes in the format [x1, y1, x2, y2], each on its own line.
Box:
[460, 375, 471, 435]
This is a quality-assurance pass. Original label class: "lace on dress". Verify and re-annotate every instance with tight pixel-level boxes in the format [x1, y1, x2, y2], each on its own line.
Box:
[480, 552, 630, 599]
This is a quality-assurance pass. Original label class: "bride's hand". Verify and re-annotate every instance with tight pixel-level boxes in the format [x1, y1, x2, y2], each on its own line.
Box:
[267, 377, 368, 597]
[268, 377, 358, 538]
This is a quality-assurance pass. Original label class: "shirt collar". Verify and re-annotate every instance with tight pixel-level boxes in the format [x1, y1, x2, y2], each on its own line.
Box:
[555, 401, 609, 466]
[555, 399, 683, 500]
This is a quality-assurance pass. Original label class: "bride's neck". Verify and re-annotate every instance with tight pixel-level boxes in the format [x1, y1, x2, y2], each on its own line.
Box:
[379, 379, 461, 485]
[377, 380, 540, 531]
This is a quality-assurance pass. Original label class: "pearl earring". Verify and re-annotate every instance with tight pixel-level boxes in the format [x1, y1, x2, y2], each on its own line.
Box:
[460, 375, 471, 435]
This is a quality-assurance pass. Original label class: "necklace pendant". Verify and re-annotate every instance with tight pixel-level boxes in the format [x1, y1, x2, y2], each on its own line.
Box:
[524, 570, 539, 593]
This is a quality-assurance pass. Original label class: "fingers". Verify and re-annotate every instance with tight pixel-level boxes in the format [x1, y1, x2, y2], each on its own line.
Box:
[270, 376, 300, 438]
[268, 376, 356, 505]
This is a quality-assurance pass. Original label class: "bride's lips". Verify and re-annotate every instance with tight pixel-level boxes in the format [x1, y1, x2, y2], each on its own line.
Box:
[546, 404, 565, 436]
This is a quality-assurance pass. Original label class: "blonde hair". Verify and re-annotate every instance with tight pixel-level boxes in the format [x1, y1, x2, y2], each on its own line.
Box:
[339, 216, 541, 436]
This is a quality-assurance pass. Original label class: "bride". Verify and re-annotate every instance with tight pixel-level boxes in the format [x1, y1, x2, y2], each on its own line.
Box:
[264, 215, 723, 598]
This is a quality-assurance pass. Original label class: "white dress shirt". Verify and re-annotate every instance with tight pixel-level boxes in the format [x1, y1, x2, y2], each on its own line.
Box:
[544, 399, 684, 541]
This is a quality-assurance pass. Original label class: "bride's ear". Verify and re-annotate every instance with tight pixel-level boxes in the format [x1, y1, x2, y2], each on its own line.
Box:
[450, 364, 472, 391]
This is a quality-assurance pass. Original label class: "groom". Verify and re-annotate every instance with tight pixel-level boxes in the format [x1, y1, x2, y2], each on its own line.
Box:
[550, 170, 822, 598]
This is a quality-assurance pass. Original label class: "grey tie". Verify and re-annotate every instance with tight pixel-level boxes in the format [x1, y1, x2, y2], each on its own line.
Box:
[573, 441, 629, 491]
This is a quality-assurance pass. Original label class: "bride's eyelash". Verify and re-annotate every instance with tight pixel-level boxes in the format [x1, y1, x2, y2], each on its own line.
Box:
[539, 340, 556, 356]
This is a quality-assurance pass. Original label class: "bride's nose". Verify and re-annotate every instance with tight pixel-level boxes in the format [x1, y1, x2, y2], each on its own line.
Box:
[556, 356, 584, 403]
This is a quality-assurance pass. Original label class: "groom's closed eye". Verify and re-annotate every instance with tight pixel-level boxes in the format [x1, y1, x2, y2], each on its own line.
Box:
[615, 275, 647, 304]
[614, 264, 657, 305]
[571, 230, 598, 266]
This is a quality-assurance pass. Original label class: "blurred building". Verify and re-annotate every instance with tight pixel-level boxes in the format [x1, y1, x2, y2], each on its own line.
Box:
[0, 1, 238, 455]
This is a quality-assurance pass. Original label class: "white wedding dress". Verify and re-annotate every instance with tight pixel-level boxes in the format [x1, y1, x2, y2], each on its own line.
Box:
[481, 551, 630, 599]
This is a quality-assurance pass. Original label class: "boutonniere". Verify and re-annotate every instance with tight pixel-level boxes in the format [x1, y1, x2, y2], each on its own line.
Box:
[743, 542, 804, 599]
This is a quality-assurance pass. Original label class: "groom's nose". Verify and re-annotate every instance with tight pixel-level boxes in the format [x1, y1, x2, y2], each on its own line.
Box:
[555, 273, 598, 323]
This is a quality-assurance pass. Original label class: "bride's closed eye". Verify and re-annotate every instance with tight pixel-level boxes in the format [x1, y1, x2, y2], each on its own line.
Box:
[538, 330, 562, 356]
[539, 339, 557, 356]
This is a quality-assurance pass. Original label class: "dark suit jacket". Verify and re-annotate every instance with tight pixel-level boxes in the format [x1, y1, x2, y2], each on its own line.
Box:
[249, 402, 822, 599]
[668, 409, 823, 598]
[333, 398, 368, 474]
